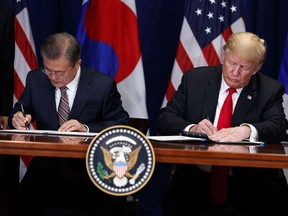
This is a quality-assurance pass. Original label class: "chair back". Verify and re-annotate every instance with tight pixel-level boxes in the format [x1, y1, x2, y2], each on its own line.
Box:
[128, 118, 150, 135]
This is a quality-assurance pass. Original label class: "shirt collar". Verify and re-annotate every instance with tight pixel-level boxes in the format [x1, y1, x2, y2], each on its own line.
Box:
[220, 75, 243, 95]
[61, 66, 81, 93]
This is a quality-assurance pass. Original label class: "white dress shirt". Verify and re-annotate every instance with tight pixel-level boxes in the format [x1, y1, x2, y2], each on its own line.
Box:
[186, 76, 258, 173]
[185, 75, 258, 141]
[55, 67, 81, 111]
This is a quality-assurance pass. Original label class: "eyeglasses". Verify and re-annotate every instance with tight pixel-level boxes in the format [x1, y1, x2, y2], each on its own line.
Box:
[42, 66, 74, 80]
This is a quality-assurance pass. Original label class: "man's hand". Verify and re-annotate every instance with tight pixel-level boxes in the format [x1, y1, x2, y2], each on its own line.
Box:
[189, 118, 217, 136]
[0, 116, 9, 129]
[208, 126, 251, 142]
[58, 119, 88, 132]
[12, 112, 32, 130]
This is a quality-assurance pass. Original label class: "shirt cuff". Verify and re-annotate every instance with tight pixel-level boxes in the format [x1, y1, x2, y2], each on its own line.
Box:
[184, 124, 196, 132]
[240, 123, 258, 142]
[83, 124, 89, 133]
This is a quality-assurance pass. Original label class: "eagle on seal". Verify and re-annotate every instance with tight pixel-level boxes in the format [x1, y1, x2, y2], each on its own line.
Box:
[100, 145, 144, 187]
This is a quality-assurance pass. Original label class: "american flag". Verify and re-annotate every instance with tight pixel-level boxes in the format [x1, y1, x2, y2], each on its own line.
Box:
[161, 0, 246, 107]
[2, 0, 38, 101]
[2, 0, 38, 180]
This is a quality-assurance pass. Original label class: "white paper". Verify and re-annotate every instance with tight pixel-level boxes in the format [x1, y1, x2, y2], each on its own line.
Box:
[147, 135, 206, 142]
[0, 129, 98, 137]
[147, 135, 264, 145]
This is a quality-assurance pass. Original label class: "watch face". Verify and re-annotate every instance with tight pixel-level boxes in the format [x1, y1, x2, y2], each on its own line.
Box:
[86, 125, 155, 196]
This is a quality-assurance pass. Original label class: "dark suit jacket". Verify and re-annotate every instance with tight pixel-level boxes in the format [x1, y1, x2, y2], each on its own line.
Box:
[158, 65, 288, 215]
[157, 65, 287, 143]
[8, 66, 130, 214]
[8, 66, 129, 132]
[0, 3, 14, 116]
[157, 65, 288, 176]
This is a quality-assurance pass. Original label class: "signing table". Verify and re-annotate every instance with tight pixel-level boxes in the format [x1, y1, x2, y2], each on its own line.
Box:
[0, 130, 288, 215]
[0, 131, 287, 168]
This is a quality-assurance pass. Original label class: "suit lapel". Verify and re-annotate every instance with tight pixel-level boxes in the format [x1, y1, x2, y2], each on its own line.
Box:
[70, 69, 92, 119]
[232, 76, 257, 126]
[203, 67, 222, 123]
[41, 77, 58, 127]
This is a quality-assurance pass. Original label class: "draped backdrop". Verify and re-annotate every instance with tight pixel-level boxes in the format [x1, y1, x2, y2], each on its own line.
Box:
[2, 0, 288, 135]
[1, 0, 288, 212]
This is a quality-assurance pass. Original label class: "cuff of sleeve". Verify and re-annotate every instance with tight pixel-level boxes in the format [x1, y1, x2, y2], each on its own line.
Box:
[184, 124, 196, 132]
[83, 124, 89, 133]
[240, 123, 258, 142]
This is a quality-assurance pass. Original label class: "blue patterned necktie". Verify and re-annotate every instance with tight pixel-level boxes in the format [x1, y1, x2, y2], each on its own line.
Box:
[58, 86, 70, 125]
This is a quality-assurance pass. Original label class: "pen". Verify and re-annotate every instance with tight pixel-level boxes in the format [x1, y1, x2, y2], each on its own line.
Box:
[20, 104, 30, 130]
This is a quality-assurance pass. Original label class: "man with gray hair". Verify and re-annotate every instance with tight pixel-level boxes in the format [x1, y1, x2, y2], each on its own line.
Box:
[9, 32, 129, 215]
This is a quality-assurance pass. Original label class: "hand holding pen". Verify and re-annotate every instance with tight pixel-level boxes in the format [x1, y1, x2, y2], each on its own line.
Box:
[204, 115, 217, 135]
[189, 115, 216, 136]
[20, 104, 30, 130]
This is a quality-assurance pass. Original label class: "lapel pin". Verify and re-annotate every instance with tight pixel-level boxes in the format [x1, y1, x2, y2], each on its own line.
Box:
[247, 95, 252, 100]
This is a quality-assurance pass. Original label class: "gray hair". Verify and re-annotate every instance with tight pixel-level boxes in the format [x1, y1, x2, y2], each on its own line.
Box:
[40, 32, 81, 67]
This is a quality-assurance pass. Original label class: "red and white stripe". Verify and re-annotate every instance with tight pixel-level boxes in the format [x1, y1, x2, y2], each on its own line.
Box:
[14, 4, 38, 180]
[161, 17, 246, 107]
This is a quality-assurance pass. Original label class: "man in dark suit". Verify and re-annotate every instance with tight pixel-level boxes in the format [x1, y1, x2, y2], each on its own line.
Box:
[9, 32, 129, 215]
[0, 4, 18, 216]
[157, 32, 288, 216]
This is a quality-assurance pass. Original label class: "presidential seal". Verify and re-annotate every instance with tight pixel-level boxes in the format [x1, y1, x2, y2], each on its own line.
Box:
[86, 125, 155, 196]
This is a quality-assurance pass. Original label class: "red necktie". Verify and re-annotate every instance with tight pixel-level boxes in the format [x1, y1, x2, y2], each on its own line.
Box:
[217, 88, 236, 130]
[58, 86, 70, 125]
[210, 87, 236, 207]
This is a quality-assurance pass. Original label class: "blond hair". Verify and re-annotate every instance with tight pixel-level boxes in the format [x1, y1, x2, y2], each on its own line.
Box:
[223, 32, 266, 64]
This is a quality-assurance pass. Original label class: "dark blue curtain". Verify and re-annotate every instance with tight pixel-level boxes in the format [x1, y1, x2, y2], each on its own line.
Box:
[242, 0, 288, 80]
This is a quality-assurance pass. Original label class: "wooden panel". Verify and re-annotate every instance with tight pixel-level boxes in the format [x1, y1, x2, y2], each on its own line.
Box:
[0, 133, 288, 168]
